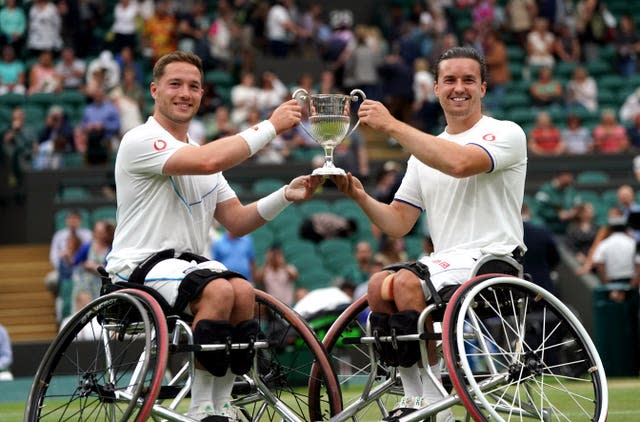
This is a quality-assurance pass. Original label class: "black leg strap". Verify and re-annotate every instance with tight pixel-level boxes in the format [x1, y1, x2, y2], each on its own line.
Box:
[128, 249, 175, 284]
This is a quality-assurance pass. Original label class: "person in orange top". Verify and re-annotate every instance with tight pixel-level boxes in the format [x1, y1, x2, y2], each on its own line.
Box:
[528, 111, 566, 155]
[142, 0, 177, 64]
[592, 108, 630, 153]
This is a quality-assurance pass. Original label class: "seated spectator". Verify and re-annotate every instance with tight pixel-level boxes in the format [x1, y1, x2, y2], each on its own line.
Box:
[207, 0, 239, 71]
[85, 50, 121, 94]
[341, 240, 375, 286]
[230, 71, 260, 127]
[412, 57, 439, 134]
[2, 107, 37, 185]
[627, 112, 640, 150]
[33, 106, 76, 170]
[561, 113, 593, 154]
[55, 229, 84, 322]
[72, 219, 115, 304]
[592, 108, 630, 153]
[0, 45, 25, 95]
[212, 229, 256, 281]
[614, 14, 640, 77]
[506, 0, 536, 48]
[28, 50, 62, 94]
[534, 171, 580, 234]
[521, 203, 560, 295]
[553, 25, 581, 63]
[244, 107, 289, 164]
[0, 323, 13, 381]
[483, 30, 510, 109]
[109, 0, 140, 53]
[255, 244, 298, 306]
[77, 87, 121, 165]
[375, 233, 408, 267]
[26, 0, 63, 56]
[529, 66, 563, 108]
[565, 65, 598, 112]
[256, 71, 288, 117]
[300, 212, 358, 244]
[115, 46, 144, 87]
[565, 202, 599, 265]
[207, 105, 238, 142]
[109, 67, 144, 135]
[141, 0, 177, 64]
[616, 184, 640, 242]
[528, 111, 566, 155]
[526, 17, 555, 68]
[620, 86, 640, 123]
[55, 46, 86, 91]
[0, 0, 27, 54]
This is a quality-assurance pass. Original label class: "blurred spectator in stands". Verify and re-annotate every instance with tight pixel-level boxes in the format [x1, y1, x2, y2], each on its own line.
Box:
[521, 203, 560, 295]
[59, 290, 102, 340]
[142, 0, 177, 64]
[535, 171, 580, 234]
[0, 0, 26, 54]
[77, 87, 121, 165]
[244, 107, 289, 165]
[341, 240, 374, 286]
[109, 68, 144, 137]
[207, 0, 239, 71]
[620, 87, 640, 123]
[483, 30, 510, 110]
[592, 213, 639, 303]
[212, 230, 256, 281]
[565, 65, 598, 113]
[230, 71, 259, 126]
[207, 105, 237, 142]
[0, 45, 26, 95]
[565, 202, 599, 265]
[578, 206, 626, 275]
[412, 57, 439, 134]
[334, 127, 369, 180]
[265, 0, 304, 58]
[256, 71, 288, 117]
[300, 212, 358, 244]
[86, 50, 121, 94]
[115, 46, 144, 87]
[575, 0, 616, 62]
[318, 69, 339, 94]
[592, 108, 630, 154]
[28, 50, 62, 95]
[379, 53, 414, 127]
[255, 244, 298, 306]
[2, 107, 36, 186]
[114, 66, 145, 117]
[72, 219, 115, 303]
[372, 160, 403, 205]
[553, 25, 581, 64]
[526, 17, 555, 69]
[56, 47, 86, 91]
[322, 9, 355, 90]
[33, 105, 75, 170]
[429, 32, 458, 70]
[290, 72, 315, 98]
[627, 113, 640, 151]
[54, 225, 84, 322]
[27, 0, 63, 56]
[375, 234, 408, 267]
[0, 323, 13, 381]
[561, 113, 593, 154]
[528, 111, 566, 155]
[506, 0, 537, 48]
[529, 66, 563, 107]
[299, 2, 331, 57]
[614, 14, 640, 77]
[461, 27, 483, 56]
[176, 1, 211, 64]
[616, 184, 640, 242]
[109, 0, 140, 53]
[344, 25, 382, 101]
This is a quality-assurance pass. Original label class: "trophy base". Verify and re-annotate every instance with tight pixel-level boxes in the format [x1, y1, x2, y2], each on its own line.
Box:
[312, 167, 347, 176]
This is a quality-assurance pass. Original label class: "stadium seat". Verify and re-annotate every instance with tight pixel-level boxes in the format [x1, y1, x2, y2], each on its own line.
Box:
[56, 186, 91, 202]
[318, 238, 353, 259]
[251, 178, 285, 194]
[403, 235, 425, 260]
[0, 93, 26, 107]
[205, 70, 233, 87]
[54, 208, 91, 231]
[91, 206, 117, 225]
[576, 170, 610, 186]
[502, 92, 531, 109]
[298, 199, 331, 217]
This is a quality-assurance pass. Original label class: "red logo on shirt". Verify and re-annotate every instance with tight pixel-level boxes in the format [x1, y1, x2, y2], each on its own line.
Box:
[153, 139, 167, 151]
[432, 259, 450, 269]
[482, 133, 496, 141]
[252, 125, 259, 131]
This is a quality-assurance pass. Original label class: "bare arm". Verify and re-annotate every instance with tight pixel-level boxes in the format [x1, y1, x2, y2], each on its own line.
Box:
[357, 100, 492, 178]
[163, 99, 301, 175]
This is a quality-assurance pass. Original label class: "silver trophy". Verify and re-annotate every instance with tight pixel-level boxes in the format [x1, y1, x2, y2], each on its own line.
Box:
[293, 88, 366, 176]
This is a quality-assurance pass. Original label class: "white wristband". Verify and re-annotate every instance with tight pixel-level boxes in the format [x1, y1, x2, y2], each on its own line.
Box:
[257, 186, 292, 221]
[238, 120, 276, 156]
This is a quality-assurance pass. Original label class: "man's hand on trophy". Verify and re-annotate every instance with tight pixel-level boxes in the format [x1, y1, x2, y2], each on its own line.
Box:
[358, 99, 394, 132]
[269, 99, 302, 134]
[285, 175, 325, 202]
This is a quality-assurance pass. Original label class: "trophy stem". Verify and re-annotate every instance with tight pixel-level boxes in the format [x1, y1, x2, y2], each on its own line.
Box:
[324, 146, 335, 168]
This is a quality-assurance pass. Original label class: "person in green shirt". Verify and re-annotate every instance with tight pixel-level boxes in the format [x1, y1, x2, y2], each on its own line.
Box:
[534, 171, 581, 234]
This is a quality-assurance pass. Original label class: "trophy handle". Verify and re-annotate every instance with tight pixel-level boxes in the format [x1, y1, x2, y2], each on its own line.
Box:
[348, 89, 367, 137]
[292, 88, 314, 139]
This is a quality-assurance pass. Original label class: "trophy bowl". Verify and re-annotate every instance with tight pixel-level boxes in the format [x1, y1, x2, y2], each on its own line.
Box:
[293, 88, 366, 176]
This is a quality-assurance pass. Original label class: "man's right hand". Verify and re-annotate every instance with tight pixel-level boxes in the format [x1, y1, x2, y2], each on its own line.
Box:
[269, 99, 301, 134]
[330, 173, 366, 202]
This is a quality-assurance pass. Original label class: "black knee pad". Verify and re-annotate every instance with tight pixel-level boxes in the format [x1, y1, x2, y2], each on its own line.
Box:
[369, 312, 399, 367]
[194, 320, 232, 376]
[389, 310, 421, 367]
[230, 319, 259, 375]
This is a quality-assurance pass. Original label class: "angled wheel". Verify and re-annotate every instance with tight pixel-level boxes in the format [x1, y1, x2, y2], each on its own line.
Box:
[308, 295, 403, 420]
[25, 290, 169, 422]
[443, 275, 608, 422]
[235, 289, 342, 421]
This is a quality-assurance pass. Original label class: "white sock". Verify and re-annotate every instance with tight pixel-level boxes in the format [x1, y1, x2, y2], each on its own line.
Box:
[421, 363, 444, 402]
[188, 369, 214, 414]
[212, 369, 236, 411]
[398, 364, 423, 398]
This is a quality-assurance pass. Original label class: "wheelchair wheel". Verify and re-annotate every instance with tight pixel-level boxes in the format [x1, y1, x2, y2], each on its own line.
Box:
[443, 275, 608, 422]
[308, 295, 403, 421]
[239, 289, 342, 421]
[25, 290, 169, 422]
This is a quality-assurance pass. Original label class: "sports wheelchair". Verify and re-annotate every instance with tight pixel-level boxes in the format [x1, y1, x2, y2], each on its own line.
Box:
[25, 278, 343, 421]
[307, 255, 609, 421]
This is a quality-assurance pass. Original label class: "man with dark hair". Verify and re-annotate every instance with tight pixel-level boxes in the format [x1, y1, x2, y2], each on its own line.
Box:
[332, 46, 527, 421]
